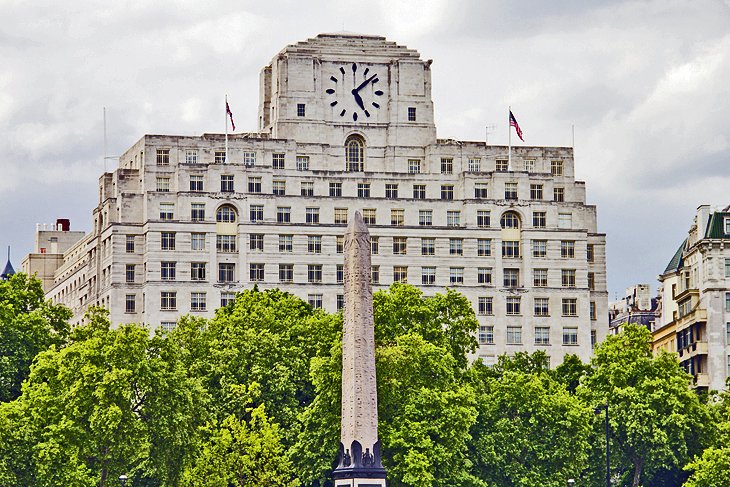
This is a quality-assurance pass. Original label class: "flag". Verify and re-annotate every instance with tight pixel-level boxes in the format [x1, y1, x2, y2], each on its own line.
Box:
[226, 101, 236, 131]
[509, 110, 524, 142]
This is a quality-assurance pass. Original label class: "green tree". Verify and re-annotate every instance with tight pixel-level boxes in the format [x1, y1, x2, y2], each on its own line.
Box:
[579, 323, 711, 487]
[553, 353, 591, 394]
[0, 273, 71, 402]
[683, 447, 730, 487]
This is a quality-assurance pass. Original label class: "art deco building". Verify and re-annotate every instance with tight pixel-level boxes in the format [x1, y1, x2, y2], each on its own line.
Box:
[654, 205, 730, 390]
[25, 33, 608, 364]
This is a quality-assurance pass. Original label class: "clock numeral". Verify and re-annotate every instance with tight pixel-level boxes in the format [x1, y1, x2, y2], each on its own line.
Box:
[374, 90, 383, 96]
[372, 102, 380, 108]
[364, 110, 370, 117]
[330, 76, 338, 83]
[352, 112, 358, 121]
[326, 88, 335, 94]
[363, 68, 370, 77]
[340, 109, 346, 117]
[351, 63, 357, 73]
[330, 101, 338, 107]
[340, 67, 345, 75]
[372, 78, 379, 84]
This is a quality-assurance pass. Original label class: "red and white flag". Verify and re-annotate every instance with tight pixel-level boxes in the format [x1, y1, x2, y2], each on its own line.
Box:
[509, 110, 524, 142]
[226, 101, 236, 132]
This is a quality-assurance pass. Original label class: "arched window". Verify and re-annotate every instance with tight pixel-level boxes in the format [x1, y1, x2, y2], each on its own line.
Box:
[500, 211, 521, 229]
[216, 205, 237, 223]
[345, 135, 364, 172]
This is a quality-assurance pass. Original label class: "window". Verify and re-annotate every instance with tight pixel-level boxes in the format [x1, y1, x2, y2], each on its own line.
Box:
[408, 159, 421, 174]
[126, 235, 135, 253]
[249, 263, 264, 282]
[191, 292, 206, 311]
[478, 297, 493, 315]
[588, 272, 595, 290]
[191, 262, 206, 281]
[308, 294, 323, 309]
[393, 237, 407, 255]
[450, 267, 464, 284]
[249, 205, 264, 222]
[221, 292, 236, 307]
[502, 241, 520, 258]
[725, 218, 730, 235]
[590, 301, 597, 321]
[496, 159, 508, 172]
[419, 210, 433, 226]
[587, 244, 595, 263]
[505, 182, 518, 200]
[563, 327, 578, 345]
[385, 184, 399, 198]
[562, 269, 576, 288]
[161, 321, 177, 333]
[160, 202, 174, 220]
[554, 187, 565, 202]
[533, 268, 548, 287]
[393, 266, 408, 283]
[249, 234, 264, 251]
[477, 210, 490, 228]
[362, 208, 376, 225]
[337, 295, 345, 311]
[123, 265, 135, 284]
[530, 184, 543, 200]
[334, 208, 348, 225]
[523, 159, 535, 172]
[530, 213, 546, 230]
[297, 103, 306, 117]
[507, 326, 522, 344]
[160, 269, 174, 288]
[477, 239, 491, 257]
[358, 183, 371, 198]
[185, 150, 197, 164]
[246, 177, 262, 193]
[242, 151, 256, 166]
[535, 326, 550, 345]
[308, 264, 322, 283]
[279, 264, 293, 283]
[468, 157, 481, 172]
[532, 240, 547, 258]
[220, 175, 234, 193]
[441, 185, 454, 200]
[272, 180, 285, 196]
[504, 268, 519, 287]
[725, 293, 730, 312]
[296, 155, 309, 171]
[478, 267, 492, 285]
[551, 160, 564, 176]
[189, 175, 203, 192]
[306, 207, 320, 224]
[191, 203, 205, 221]
[219, 263, 235, 283]
[413, 184, 426, 199]
[407, 106, 417, 121]
[272, 153, 285, 169]
[371, 237, 379, 255]
[156, 177, 170, 192]
[156, 149, 170, 166]
[449, 238, 463, 255]
[277, 207, 291, 223]
[300, 181, 314, 196]
[371, 266, 380, 284]
[447, 210, 461, 227]
[307, 236, 322, 254]
[391, 209, 404, 226]
[479, 325, 494, 345]
[422, 267, 436, 285]
[192, 233, 206, 251]
[161, 232, 176, 250]
[474, 183, 488, 198]
[214, 151, 226, 163]
[561, 241, 575, 258]
[161, 291, 177, 311]
[500, 211, 521, 229]
[534, 298, 549, 317]
[558, 213, 572, 229]
[279, 235, 293, 253]
[329, 182, 342, 197]
[337, 264, 344, 284]
[421, 238, 435, 256]
[217, 235, 236, 253]
[562, 298, 578, 316]
[217, 205, 237, 223]
[345, 135, 365, 172]
[441, 158, 453, 174]
[506, 297, 521, 315]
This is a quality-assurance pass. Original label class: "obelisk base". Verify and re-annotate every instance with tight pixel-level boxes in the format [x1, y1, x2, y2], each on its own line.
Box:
[332, 440, 387, 486]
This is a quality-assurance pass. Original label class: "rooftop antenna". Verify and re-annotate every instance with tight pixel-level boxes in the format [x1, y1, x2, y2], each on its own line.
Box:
[103, 107, 119, 172]
[571, 124, 575, 149]
[485, 124, 497, 145]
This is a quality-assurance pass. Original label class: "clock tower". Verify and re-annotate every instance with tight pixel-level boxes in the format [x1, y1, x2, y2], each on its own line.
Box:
[258, 33, 437, 170]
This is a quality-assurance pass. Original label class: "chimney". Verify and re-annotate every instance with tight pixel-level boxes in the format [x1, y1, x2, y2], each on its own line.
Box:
[56, 218, 70, 231]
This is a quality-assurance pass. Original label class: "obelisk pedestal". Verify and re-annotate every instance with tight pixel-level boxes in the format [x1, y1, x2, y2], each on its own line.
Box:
[332, 211, 387, 486]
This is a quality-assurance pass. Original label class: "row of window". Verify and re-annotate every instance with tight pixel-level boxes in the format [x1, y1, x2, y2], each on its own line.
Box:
[476, 296, 597, 319]
[478, 325, 581, 346]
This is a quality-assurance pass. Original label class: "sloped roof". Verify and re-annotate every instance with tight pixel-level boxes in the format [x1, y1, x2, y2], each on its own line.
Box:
[1, 259, 14, 280]
[704, 211, 730, 239]
[663, 239, 686, 274]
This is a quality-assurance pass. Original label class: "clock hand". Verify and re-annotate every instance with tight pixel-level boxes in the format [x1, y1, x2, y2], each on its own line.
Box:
[352, 91, 365, 111]
[353, 73, 378, 93]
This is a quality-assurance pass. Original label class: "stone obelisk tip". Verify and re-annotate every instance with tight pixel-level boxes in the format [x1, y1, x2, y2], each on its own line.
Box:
[347, 210, 369, 236]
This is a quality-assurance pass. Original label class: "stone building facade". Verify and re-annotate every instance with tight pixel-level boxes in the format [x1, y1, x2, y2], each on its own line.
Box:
[29, 33, 608, 364]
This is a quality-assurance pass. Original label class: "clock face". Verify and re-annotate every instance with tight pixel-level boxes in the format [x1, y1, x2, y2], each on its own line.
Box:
[325, 62, 384, 122]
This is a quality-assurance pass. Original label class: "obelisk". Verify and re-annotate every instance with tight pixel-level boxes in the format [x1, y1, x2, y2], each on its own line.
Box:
[332, 211, 387, 486]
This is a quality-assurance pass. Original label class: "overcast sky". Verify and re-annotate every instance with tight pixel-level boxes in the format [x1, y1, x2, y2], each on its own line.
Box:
[1, 0, 728, 299]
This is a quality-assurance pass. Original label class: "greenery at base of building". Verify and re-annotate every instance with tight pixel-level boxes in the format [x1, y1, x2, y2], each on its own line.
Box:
[0, 275, 729, 486]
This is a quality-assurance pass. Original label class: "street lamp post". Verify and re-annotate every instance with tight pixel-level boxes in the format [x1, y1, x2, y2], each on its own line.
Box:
[567, 479, 575, 486]
[594, 403, 610, 487]
[118, 474, 128, 487]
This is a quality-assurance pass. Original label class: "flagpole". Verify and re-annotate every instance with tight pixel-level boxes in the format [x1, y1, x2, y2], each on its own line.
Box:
[225, 94, 229, 164]
[508, 106, 512, 171]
